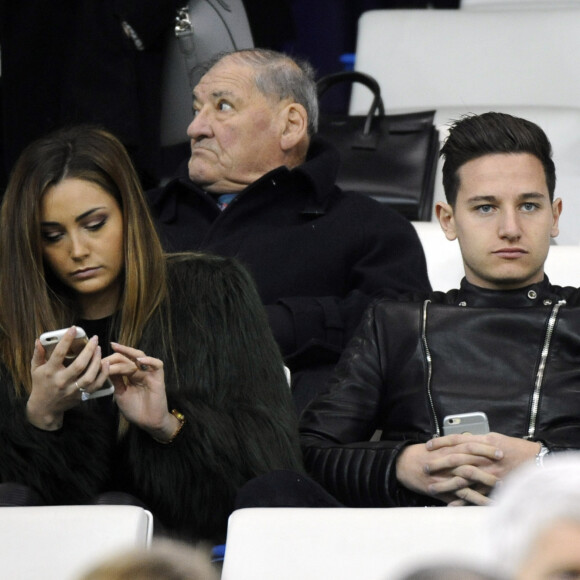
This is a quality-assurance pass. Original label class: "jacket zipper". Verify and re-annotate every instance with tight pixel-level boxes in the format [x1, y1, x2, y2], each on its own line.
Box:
[421, 298, 566, 440]
[526, 299, 566, 439]
[420, 300, 440, 437]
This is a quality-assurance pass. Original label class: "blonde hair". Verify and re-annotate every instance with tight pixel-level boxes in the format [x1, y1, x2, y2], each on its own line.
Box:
[78, 540, 219, 580]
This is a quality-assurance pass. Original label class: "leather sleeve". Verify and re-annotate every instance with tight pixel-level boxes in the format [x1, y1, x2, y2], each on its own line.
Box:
[299, 304, 422, 507]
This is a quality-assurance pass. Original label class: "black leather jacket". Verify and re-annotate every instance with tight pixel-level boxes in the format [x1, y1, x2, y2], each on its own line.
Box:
[300, 278, 580, 507]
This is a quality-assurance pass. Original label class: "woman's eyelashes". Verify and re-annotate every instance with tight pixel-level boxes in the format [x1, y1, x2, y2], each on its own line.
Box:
[84, 215, 108, 232]
[41, 229, 63, 243]
[41, 215, 108, 243]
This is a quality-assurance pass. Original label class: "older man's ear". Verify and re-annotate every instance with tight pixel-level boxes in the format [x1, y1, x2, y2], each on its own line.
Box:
[280, 103, 308, 154]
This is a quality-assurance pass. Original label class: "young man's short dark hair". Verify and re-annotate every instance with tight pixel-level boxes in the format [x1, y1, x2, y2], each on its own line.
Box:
[441, 112, 556, 206]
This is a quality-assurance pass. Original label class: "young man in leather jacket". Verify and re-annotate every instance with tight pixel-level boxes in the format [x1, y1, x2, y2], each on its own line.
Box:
[300, 112, 580, 508]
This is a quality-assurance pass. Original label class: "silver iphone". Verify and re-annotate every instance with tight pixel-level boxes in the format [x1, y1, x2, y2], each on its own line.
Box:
[39, 327, 114, 399]
[443, 412, 489, 436]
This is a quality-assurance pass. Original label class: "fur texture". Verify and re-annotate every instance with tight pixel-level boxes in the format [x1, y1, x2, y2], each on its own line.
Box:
[0, 255, 303, 542]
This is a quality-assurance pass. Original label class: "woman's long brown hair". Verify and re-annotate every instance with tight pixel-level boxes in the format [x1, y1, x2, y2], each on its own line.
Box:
[0, 125, 168, 396]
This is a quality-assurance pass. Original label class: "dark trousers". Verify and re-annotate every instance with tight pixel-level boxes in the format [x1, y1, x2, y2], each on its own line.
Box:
[0, 483, 169, 536]
[0, 482, 44, 506]
[235, 470, 343, 509]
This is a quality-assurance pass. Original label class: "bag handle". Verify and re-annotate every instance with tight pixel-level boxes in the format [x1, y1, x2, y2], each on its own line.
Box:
[317, 71, 385, 137]
[174, 1, 251, 89]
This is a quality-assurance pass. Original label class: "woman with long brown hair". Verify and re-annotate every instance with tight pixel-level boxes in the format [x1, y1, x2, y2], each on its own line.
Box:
[0, 125, 302, 543]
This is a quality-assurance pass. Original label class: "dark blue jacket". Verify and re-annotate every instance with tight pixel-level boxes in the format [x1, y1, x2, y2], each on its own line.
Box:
[147, 138, 431, 410]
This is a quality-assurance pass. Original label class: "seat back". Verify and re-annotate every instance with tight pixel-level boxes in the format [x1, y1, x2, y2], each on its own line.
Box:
[351, 9, 580, 113]
[221, 506, 492, 580]
[352, 10, 580, 243]
[412, 221, 463, 292]
[544, 245, 580, 288]
[462, 0, 580, 9]
[0, 505, 153, 580]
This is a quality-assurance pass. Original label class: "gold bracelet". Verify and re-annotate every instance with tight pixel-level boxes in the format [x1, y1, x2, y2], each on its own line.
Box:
[153, 409, 186, 445]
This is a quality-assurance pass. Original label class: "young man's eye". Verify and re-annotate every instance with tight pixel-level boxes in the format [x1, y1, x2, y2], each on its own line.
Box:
[476, 204, 494, 214]
[522, 202, 539, 212]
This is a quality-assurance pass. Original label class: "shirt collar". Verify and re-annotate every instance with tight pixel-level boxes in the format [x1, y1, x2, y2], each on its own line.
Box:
[455, 277, 560, 308]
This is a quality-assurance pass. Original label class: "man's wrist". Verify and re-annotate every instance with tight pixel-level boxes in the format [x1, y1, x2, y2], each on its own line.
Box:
[395, 443, 424, 494]
[535, 442, 550, 468]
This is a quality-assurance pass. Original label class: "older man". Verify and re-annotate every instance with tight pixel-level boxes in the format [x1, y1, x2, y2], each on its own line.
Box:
[147, 49, 430, 412]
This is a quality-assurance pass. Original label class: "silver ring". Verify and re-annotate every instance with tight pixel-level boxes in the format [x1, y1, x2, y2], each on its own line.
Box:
[81, 392, 90, 402]
[75, 381, 87, 393]
[139, 363, 149, 371]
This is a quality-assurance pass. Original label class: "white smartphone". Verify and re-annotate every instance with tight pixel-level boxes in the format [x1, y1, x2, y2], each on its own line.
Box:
[442, 412, 489, 436]
[39, 327, 114, 399]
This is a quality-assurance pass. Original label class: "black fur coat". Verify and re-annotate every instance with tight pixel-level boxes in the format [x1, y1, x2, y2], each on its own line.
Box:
[0, 255, 303, 543]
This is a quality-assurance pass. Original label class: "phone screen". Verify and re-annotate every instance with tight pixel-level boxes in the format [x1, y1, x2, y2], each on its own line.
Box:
[45, 335, 89, 365]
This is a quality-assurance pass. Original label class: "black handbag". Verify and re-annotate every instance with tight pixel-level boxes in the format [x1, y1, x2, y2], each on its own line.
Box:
[316, 71, 439, 221]
[160, 1, 254, 147]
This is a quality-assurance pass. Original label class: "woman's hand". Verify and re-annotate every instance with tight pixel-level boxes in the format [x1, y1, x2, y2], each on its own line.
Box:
[28, 326, 111, 430]
[105, 343, 180, 442]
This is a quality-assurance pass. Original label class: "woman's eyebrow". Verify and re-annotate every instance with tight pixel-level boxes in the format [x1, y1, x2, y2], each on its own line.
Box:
[40, 207, 106, 226]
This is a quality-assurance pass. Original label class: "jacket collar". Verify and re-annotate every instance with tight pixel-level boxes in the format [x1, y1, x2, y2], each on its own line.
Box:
[238, 135, 340, 217]
[290, 135, 340, 208]
[454, 277, 561, 308]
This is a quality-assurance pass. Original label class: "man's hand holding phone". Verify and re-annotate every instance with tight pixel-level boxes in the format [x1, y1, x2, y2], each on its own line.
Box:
[395, 410, 540, 506]
[397, 432, 541, 506]
[396, 435, 502, 506]
[425, 432, 542, 505]
[27, 326, 112, 430]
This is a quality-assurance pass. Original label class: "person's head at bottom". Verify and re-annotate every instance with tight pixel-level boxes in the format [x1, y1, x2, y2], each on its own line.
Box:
[397, 564, 499, 580]
[488, 452, 580, 580]
[77, 539, 219, 580]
